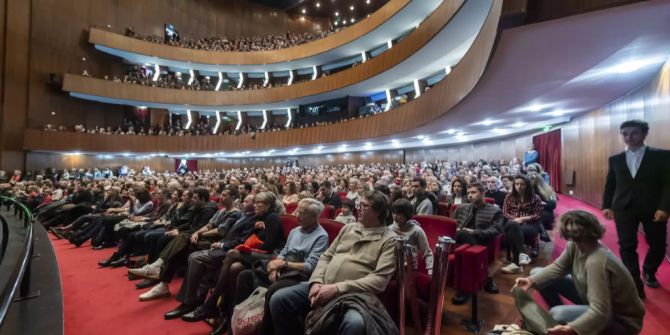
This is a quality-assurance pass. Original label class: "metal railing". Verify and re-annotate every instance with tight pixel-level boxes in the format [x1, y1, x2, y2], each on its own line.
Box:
[0, 196, 37, 329]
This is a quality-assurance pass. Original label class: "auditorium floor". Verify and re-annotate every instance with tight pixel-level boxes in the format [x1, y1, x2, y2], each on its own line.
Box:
[49, 196, 669, 335]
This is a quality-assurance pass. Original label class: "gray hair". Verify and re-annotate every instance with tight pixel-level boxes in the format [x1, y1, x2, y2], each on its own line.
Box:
[298, 197, 324, 218]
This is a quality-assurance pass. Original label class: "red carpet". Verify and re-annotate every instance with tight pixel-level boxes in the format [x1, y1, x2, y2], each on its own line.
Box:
[50, 237, 212, 335]
[50, 196, 670, 334]
[555, 196, 670, 335]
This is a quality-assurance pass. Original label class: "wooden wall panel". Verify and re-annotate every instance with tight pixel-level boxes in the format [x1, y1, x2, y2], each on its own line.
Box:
[562, 60, 670, 207]
[64, 0, 465, 107]
[88, 0, 409, 65]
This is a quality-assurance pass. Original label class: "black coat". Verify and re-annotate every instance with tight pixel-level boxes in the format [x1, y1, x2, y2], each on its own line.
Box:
[603, 147, 670, 215]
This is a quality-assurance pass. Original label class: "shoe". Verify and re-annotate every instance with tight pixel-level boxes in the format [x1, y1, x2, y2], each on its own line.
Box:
[128, 264, 160, 280]
[136, 278, 160, 289]
[165, 303, 196, 320]
[530, 245, 540, 258]
[539, 230, 551, 242]
[519, 253, 531, 266]
[99, 252, 121, 267]
[68, 236, 85, 248]
[49, 227, 64, 239]
[451, 291, 470, 305]
[182, 305, 218, 322]
[139, 283, 170, 301]
[92, 244, 105, 250]
[501, 263, 523, 274]
[643, 272, 660, 288]
[484, 277, 499, 294]
[109, 256, 130, 268]
[635, 278, 646, 299]
[210, 318, 229, 335]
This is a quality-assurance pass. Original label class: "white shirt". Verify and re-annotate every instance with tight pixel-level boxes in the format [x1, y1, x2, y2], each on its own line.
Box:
[625, 145, 646, 178]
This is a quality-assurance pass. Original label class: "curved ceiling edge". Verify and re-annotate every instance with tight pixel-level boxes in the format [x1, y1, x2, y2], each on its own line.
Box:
[88, 0, 422, 70]
[65, 0, 466, 108]
[29, 0, 501, 154]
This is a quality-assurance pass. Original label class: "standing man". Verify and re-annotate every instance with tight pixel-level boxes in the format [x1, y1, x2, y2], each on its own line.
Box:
[603, 120, 670, 299]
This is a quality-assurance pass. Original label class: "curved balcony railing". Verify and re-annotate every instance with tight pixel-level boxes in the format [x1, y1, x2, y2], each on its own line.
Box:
[0, 197, 35, 330]
[29, 0, 501, 153]
[89, 0, 412, 67]
[65, 0, 465, 108]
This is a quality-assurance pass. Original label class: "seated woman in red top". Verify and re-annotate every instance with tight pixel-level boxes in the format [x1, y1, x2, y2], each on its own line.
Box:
[501, 174, 543, 274]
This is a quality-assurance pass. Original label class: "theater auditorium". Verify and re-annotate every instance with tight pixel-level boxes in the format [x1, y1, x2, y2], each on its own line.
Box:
[0, 0, 669, 334]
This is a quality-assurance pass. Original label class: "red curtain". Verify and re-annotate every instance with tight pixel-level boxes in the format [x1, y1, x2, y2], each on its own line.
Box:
[532, 129, 562, 193]
[174, 159, 198, 173]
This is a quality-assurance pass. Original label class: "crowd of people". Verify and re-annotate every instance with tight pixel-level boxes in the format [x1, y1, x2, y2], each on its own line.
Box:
[123, 26, 338, 52]
[0, 151, 647, 334]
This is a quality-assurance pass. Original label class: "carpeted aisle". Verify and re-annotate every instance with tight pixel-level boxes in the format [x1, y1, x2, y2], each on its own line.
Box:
[50, 237, 212, 335]
[50, 196, 670, 334]
[555, 196, 670, 335]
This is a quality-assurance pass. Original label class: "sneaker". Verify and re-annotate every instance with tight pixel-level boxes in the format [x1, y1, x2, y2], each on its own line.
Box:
[519, 253, 531, 265]
[139, 283, 170, 301]
[128, 264, 160, 279]
[501, 263, 523, 274]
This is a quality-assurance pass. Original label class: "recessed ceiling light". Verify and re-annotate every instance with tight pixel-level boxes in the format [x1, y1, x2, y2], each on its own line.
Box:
[366, 0, 371, 4]
[528, 104, 544, 112]
[446, 128, 457, 134]
[482, 119, 494, 126]
[302, 8, 306, 14]
[334, 11, 339, 16]
[364, 142, 373, 149]
[551, 109, 565, 117]
[512, 121, 526, 128]
[350, 18, 355, 23]
[315, 2, 320, 8]
[350, 5, 355, 11]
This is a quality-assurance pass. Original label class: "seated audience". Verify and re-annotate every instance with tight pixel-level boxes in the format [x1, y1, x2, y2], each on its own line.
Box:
[269, 190, 398, 335]
[334, 198, 357, 224]
[450, 182, 503, 304]
[514, 210, 645, 335]
[502, 174, 543, 274]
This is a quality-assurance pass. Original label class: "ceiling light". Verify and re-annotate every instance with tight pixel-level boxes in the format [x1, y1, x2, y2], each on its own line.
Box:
[422, 138, 433, 145]
[366, 0, 371, 4]
[334, 21, 339, 26]
[315, 2, 320, 8]
[612, 60, 646, 74]
[445, 129, 457, 134]
[334, 11, 339, 16]
[445, 66, 452, 75]
[527, 103, 544, 112]
[551, 109, 565, 117]
[513, 121, 526, 128]
[482, 119, 494, 126]
[391, 140, 400, 147]
[350, 5, 355, 11]
[350, 18, 355, 23]
[302, 8, 306, 14]
[364, 143, 373, 149]
[491, 128, 508, 134]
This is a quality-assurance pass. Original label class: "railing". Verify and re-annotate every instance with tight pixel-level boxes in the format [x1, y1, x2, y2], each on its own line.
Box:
[0, 196, 38, 329]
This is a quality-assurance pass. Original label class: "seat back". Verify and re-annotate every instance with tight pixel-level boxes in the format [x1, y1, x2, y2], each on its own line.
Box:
[337, 191, 348, 200]
[279, 215, 299, 238]
[321, 204, 335, 219]
[285, 202, 298, 215]
[318, 218, 345, 244]
[437, 202, 449, 217]
[413, 215, 457, 249]
[484, 197, 495, 205]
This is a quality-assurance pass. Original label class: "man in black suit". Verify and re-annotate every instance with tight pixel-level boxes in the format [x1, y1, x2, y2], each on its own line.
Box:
[603, 120, 670, 298]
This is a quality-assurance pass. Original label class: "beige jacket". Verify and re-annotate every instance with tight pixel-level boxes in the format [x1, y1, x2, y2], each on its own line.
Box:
[309, 222, 397, 295]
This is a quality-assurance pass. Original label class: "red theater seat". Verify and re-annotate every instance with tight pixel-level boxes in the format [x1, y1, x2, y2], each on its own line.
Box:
[437, 202, 449, 217]
[321, 204, 335, 219]
[285, 202, 298, 215]
[318, 218, 344, 244]
[412, 215, 457, 248]
[337, 191, 348, 200]
[279, 215, 299, 238]
[484, 197, 495, 205]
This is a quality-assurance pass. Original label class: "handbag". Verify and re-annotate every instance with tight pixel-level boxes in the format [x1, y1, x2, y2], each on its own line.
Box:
[231, 286, 267, 335]
[512, 287, 558, 335]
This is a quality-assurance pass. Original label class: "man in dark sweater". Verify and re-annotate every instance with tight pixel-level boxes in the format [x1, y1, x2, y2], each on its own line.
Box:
[451, 182, 503, 305]
[318, 180, 342, 209]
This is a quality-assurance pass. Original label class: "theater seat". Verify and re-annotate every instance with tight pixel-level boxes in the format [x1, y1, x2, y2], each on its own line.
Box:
[318, 218, 344, 244]
[334, 207, 358, 220]
[484, 197, 495, 205]
[412, 215, 457, 248]
[279, 215, 299, 238]
[337, 191, 348, 200]
[285, 202, 298, 215]
[321, 204, 335, 219]
[437, 202, 449, 217]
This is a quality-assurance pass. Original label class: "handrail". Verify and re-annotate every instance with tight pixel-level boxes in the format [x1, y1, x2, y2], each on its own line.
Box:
[0, 196, 34, 329]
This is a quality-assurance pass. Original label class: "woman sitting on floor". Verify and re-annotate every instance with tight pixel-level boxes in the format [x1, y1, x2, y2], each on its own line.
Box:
[513, 210, 645, 335]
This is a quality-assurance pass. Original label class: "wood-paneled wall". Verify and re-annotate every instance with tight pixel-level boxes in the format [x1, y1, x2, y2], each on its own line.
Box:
[406, 134, 533, 163]
[561, 59, 670, 207]
[88, 0, 409, 65]
[63, 0, 465, 107]
[0, 0, 329, 172]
